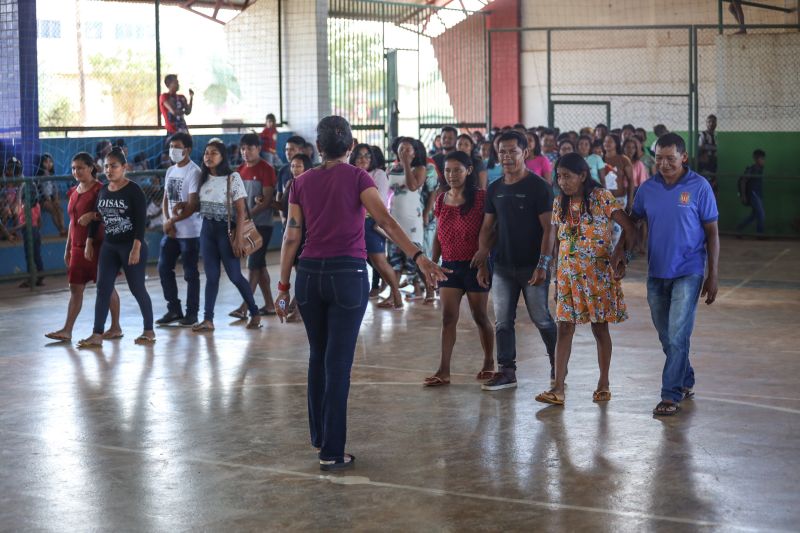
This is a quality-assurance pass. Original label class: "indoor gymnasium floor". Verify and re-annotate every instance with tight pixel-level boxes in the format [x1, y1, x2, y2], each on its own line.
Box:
[0, 237, 798, 532]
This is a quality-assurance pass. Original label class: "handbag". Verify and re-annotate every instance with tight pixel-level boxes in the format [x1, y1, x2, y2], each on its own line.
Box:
[227, 173, 263, 258]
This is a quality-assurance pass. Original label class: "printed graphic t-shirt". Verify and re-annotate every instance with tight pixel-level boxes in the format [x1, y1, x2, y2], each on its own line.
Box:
[164, 160, 203, 238]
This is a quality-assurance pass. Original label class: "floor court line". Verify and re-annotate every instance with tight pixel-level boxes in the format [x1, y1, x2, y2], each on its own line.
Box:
[718, 248, 792, 301]
[0, 427, 785, 532]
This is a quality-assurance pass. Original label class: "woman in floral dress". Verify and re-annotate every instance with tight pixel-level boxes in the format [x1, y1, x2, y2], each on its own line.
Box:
[535, 153, 635, 406]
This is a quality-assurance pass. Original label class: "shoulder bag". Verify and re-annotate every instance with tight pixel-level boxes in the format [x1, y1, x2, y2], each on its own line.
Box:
[227, 174, 263, 258]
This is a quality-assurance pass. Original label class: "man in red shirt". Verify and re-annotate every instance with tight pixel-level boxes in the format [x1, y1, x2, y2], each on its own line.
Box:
[259, 113, 280, 167]
[230, 133, 278, 318]
[159, 74, 193, 135]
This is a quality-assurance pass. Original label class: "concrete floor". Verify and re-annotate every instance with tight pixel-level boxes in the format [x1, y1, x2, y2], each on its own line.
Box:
[0, 237, 798, 532]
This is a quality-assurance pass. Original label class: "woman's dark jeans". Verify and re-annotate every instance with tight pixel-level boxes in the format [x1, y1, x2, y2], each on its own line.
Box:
[200, 218, 258, 322]
[295, 256, 369, 462]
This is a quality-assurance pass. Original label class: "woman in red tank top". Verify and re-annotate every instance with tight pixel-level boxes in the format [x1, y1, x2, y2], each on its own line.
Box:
[45, 153, 122, 343]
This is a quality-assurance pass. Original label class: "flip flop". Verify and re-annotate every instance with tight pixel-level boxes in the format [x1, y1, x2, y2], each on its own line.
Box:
[228, 309, 248, 320]
[192, 322, 215, 332]
[259, 306, 277, 316]
[320, 453, 355, 471]
[423, 376, 450, 387]
[134, 335, 156, 345]
[76, 338, 102, 349]
[102, 332, 124, 340]
[535, 391, 565, 405]
[377, 298, 403, 309]
[593, 390, 612, 402]
[45, 332, 71, 342]
[653, 401, 681, 416]
[681, 388, 695, 400]
[476, 370, 494, 380]
[246, 319, 263, 330]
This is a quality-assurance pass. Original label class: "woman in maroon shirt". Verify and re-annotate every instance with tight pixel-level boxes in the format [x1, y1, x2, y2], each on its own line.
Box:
[275, 116, 448, 471]
[45, 152, 121, 343]
[425, 151, 494, 386]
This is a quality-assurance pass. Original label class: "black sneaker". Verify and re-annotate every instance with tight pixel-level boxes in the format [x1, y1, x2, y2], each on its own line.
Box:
[178, 314, 198, 327]
[481, 368, 517, 391]
[156, 311, 184, 325]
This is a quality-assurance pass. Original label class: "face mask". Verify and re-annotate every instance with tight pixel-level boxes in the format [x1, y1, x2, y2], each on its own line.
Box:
[169, 148, 186, 163]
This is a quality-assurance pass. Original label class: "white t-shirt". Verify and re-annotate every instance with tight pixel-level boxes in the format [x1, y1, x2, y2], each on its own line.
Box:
[370, 168, 390, 206]
[387, 166, 423, 240]
[164, 160, 203, 238]
[199, 172, 247, 222]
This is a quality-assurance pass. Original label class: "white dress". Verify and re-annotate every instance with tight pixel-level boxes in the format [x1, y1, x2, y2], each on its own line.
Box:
[387, 165, 423, 242]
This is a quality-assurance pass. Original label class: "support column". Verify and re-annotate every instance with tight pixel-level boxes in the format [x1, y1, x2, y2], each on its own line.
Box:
[283, 0, 330, 140]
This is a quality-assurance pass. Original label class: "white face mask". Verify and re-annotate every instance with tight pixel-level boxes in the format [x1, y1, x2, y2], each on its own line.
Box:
[169, 147, 186, 164]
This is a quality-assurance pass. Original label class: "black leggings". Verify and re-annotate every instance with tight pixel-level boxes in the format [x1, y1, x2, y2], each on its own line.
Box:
[93, 241, 154, 334]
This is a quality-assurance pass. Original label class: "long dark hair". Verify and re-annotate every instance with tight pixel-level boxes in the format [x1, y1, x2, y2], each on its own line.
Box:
[622, 137, 641, 162]
[526, 131, 542, 156]
[72, 152, 98, 179]
[200, 139, 233, 185]
[442, 151, 478, 216]
[36, 153, 54, 176]
[555, 152, 601, 223]
[456, 133, 477, 158]
[604, 134, 622, 157]
[391, 136, 426, 168]
[370, 145, 386, 171]
[348, 143, 376, 171]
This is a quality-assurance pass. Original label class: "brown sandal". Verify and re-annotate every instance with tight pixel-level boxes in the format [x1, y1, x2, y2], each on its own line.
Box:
[134, 335, 156, 345]
[535, 391, 565, 405]
[45, 331, 71, 342]
[476, 370, 494, 380]
[192, 321, 215, 332]
[423, 376, 450, 387]
[593, 390, 612, 402]
[246, 316, 262, 329]
[76, 337, 102, 349]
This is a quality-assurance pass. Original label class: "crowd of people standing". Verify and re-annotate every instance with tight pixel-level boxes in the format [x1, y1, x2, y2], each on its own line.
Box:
[23, 111, 723, 471]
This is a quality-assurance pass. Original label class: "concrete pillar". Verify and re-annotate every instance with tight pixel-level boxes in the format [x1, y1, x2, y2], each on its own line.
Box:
[282, 0, 330, 141]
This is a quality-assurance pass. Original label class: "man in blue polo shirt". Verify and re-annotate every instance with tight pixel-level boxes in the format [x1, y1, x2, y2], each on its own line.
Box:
[631, 133, 719, 417]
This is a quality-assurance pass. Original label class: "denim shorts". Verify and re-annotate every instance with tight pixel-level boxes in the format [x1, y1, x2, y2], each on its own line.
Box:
[364, 218, 386, 255]
[439, 260, 490, 293]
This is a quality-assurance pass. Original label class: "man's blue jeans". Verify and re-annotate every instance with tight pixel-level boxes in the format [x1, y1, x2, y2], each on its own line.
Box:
[295, 257, 369, 462]
[646, 274, 704, 403]
[158, 235, 200, 316]
[737, 192, 765, 234]
[492, 264, 558, 371]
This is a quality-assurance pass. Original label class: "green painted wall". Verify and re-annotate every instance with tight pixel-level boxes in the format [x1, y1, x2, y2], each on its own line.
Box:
[715, 132, 800, 236]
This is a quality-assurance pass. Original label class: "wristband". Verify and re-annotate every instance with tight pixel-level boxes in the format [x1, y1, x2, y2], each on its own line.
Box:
[412, 250, 424, 263]
[537, 254, 553, 270]
[277, 281, 291, 292]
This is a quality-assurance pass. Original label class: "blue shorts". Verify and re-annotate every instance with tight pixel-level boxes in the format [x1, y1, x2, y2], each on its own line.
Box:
[439, 260, 490, 293]
[364, 218, 386, 255]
